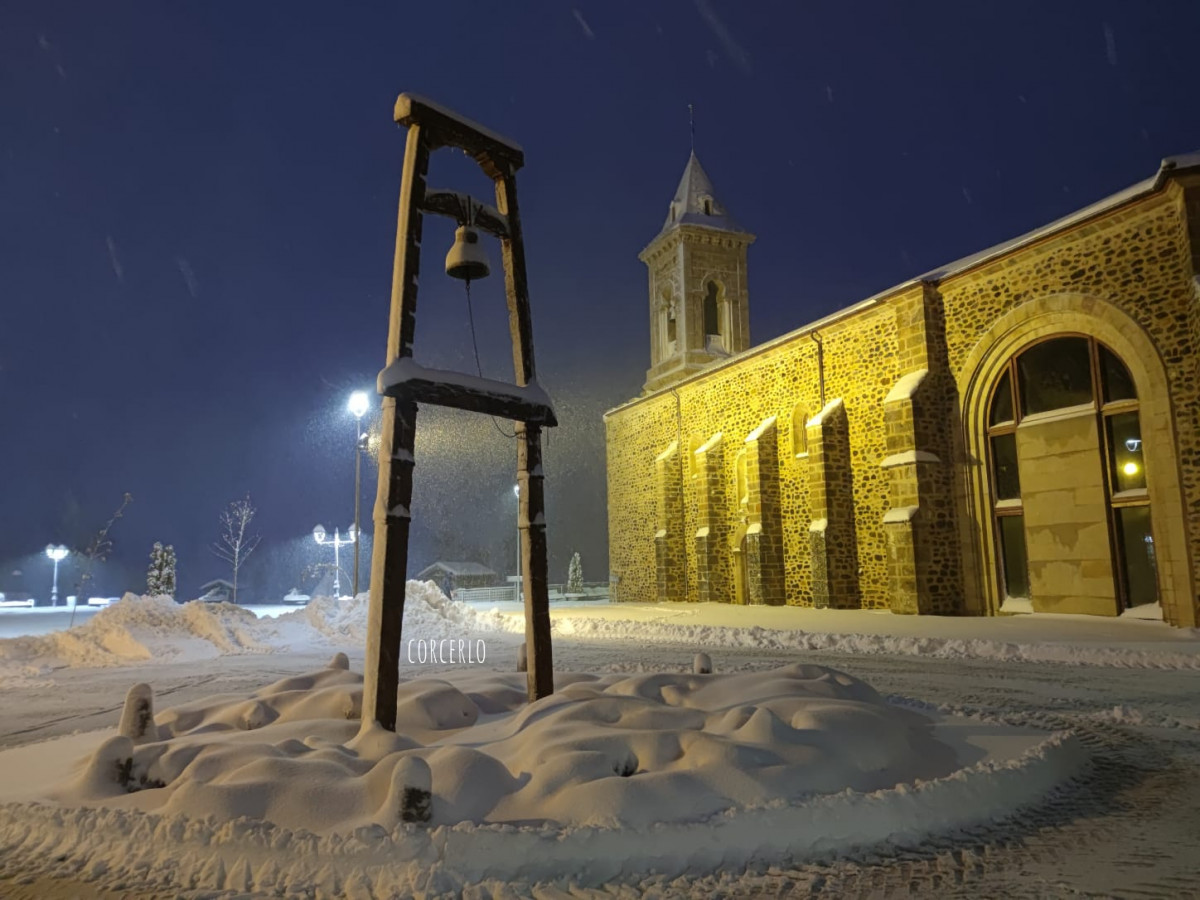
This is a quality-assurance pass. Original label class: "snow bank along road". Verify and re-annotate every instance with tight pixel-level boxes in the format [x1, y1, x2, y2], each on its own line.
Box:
[1, 593, 1198, 897]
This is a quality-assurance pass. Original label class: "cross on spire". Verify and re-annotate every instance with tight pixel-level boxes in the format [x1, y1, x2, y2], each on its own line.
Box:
[688, 103, 695, 152]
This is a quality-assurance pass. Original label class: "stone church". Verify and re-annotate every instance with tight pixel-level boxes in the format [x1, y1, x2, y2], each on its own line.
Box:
[604, 151, 1200, 628]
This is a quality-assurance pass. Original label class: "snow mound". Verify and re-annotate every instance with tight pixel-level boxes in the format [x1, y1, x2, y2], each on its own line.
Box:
[0, 594, 271, 668]
[52, 663, 1013, 833]
[0, 663, 1085, 895]
[287, 581, 509, 645]
[0, 582, 506, 679]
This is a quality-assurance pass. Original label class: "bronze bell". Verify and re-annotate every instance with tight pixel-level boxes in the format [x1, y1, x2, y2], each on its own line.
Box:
[445, 225, 490, 281]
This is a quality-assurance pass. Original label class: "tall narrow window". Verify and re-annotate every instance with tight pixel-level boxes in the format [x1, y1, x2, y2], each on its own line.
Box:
[687, 434, 704, 478]
[703, 281, 720, 337]
[663, 290, 677, 347]
[791, 403, 810, 457]
[986, 368, 1028, 599]
[1098, 346, 1154, 609]
[735, 449, 749, 509]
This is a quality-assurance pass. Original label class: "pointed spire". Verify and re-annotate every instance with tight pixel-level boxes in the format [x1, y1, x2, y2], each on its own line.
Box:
[659, 152, 744, 237]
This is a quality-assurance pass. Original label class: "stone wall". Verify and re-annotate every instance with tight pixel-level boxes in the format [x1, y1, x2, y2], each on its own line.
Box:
[607, 301, 902, 609]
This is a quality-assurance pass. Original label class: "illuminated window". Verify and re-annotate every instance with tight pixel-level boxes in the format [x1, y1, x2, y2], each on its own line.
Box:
[985, 335, 1155, 609]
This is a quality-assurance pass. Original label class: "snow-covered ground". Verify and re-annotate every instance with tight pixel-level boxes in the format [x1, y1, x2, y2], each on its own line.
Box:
[0, 587, 1198, 897]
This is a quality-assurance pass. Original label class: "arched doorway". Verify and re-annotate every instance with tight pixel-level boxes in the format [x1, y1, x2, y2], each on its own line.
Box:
[983, 334, 1157, 615]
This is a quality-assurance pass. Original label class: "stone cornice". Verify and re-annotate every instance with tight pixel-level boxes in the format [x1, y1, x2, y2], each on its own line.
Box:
[639, 224, 755, 263]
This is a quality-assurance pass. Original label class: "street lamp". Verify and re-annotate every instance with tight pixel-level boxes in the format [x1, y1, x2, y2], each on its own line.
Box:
[45, 544, 68, 606]
[313, 524, 356, 599]
[348, 390, 370, 597]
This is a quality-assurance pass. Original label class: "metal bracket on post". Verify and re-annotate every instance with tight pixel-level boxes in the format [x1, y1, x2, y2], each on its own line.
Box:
[362, 94, 557, 732]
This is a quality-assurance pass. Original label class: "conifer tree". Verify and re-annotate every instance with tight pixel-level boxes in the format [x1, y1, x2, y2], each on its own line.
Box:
[566, 551, 584, 595]
[162, 544, 177, 598]
[147, 542, 177, 599]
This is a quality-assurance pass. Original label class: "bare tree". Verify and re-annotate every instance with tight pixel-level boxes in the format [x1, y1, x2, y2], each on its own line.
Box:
[211, 494, 260, 604]
[69, 492, 133, 627]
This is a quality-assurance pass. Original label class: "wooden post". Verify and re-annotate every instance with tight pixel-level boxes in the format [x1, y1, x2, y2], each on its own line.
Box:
[363, 125, 429, 732]
[497, 171, 554, 700]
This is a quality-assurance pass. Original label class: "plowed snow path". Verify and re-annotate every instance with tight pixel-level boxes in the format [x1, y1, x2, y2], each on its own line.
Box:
[1, 637, 1197, 898]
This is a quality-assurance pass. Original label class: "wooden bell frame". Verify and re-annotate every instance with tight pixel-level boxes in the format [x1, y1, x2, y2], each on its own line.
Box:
[363, 94, 557, 731]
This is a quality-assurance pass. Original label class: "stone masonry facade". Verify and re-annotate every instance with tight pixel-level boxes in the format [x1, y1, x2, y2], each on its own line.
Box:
[605, 156, 1200, 628]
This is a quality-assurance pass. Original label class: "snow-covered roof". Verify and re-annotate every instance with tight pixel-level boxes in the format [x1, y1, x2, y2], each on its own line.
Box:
[416, 561, 497, 578]
[870, 150, 1200, 302]
[656, 151, 749, 239]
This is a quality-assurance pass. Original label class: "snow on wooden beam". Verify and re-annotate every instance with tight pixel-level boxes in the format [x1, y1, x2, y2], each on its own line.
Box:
[377, 358, 557, 426]
[394, 93, 524, 173]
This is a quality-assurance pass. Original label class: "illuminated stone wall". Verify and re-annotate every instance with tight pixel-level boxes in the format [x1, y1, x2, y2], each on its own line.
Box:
[606, 172, 1200, 627]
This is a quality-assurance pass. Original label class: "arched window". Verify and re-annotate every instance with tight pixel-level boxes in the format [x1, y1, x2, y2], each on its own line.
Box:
[703, 281, 720, 337]
[986, 335, 1155, 609]
[687, 433, 704, 478]
[734, 448, 749, 509]
[661, 289, 677, 348]
[791, 403, 809, 457]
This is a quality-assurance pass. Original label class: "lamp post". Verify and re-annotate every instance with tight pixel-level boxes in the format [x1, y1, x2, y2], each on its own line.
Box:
[313, 524, 356, 599]
[348, 390, 370, 598]
[45, 544, 68, 606]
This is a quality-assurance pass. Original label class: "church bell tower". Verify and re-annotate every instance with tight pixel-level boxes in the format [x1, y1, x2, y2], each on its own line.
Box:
[640, 152, 755, 394]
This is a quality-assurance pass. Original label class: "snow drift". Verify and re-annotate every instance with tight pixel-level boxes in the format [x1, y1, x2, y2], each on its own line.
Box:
[0, 581, 504, 680]
[0, 593, 271, 669]
[0, 661, 1084, 896]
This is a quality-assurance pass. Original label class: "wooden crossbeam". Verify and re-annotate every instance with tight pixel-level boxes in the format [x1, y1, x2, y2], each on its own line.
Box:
[421, 189, 510, 238]
[377, 359, 557, 426]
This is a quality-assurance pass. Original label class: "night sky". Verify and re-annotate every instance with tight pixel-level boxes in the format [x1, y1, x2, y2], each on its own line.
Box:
[2, 2, 1198, 602]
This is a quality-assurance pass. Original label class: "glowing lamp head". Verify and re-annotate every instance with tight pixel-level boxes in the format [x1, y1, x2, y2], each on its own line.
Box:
[1122, 462, 1140, 477]
[45, 544, 68, 561]
[313, 524, 327, 543]
[513, 484, 520, 498]
[348, 391, 369, 419]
